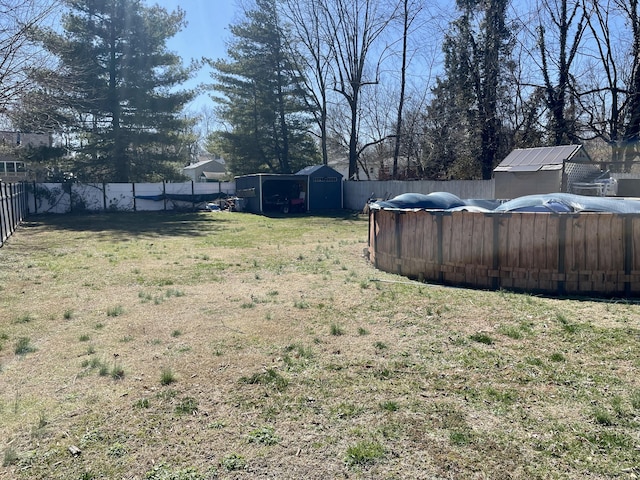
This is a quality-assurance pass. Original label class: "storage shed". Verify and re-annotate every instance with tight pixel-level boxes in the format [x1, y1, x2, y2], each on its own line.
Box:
[235, 165, 343, 214]
[296, 165, 343, 210]
[494, 145, 599, 199]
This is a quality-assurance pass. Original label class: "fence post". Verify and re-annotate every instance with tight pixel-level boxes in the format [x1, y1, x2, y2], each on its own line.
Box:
[32, 181, 37, 214]
[0, 182, 6, 246]
[163, 181, 166, 211]
[132, 182, 137, 212]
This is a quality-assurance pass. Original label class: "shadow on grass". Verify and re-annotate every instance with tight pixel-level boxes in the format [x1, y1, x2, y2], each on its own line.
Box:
[261, 209, 363, 220]
[22, 211, 234, 239]
[22, 209, 365, 241]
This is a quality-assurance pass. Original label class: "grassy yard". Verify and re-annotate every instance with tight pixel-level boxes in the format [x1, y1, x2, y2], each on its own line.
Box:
[0, 210, 639, 479]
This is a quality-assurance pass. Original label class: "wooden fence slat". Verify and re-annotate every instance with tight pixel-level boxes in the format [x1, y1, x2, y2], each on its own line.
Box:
[370, 209, 640, 297]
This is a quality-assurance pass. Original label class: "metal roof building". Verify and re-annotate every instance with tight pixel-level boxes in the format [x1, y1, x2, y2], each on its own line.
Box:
[494, 145, 599, 198]
[235, 165, 343, 214]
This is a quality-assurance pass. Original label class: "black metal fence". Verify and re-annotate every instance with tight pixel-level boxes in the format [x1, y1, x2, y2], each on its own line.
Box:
[0, 181, 28, 248]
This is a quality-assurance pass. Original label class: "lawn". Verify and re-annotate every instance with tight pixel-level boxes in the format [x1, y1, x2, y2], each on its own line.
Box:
[0, 211, 639, 479]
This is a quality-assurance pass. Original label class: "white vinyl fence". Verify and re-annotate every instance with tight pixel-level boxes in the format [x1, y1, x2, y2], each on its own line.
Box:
[25, 179, 496, 215]
[28, 181, 236, 214]
[343, 179, 495, 211]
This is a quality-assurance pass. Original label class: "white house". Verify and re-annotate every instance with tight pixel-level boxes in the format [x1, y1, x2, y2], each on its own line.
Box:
[182, 154, 227, 182]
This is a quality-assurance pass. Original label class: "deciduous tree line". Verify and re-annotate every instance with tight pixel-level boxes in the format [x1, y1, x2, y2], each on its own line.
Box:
[211, 0, 640, 180]
[2, 0, 640, 182]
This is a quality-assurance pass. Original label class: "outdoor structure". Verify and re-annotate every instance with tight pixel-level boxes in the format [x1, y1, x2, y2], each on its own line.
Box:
[296, 165, 343, 210]
[494, 145, 600, 199]
[0, 131, 53, 182]
[368, 207, 640, 298]
[235, 165, 343, 214]
[181, 155, 227, 182]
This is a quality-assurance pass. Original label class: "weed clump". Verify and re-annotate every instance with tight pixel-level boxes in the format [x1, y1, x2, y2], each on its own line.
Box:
[240, 368, 288, 391]
[14, 337, 35, 355]
[345, 440, 385, 466]
[160, 367, 177, 385]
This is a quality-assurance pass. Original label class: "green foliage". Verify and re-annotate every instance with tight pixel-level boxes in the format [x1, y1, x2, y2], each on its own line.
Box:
[28, 0, 197, 182]
[107, 442, 127, 458]
[209, 0, 319, 175]
[344, 440, 385, 466]
[247, 426, 280, 445]
[380, 401, 399, 412]
[330, 323, 344, 336]
[469, 332, 493, 345]
[175, 397, 198, 415]
[14, 313, 33, 324]
[221, 453, 246, 471]
[240, 368, 288, 391]
[160, 367, 177, 386]
[2, 448, 18, 467]
[111, 363, 125, 380]
[15, 337, 35, 355]
[145, 464, 204, 480]
[107, 305, 124, 317]
[422, 0, 514, 179]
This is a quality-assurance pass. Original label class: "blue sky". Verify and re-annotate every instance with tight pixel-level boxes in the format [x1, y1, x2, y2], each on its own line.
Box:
[158, 0, 237, 109]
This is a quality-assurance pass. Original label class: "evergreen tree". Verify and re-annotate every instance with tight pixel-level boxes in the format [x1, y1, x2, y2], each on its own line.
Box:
[425, 0, 512, 180]
[209, 0, 319, 176]
[27, 0, 196, 182]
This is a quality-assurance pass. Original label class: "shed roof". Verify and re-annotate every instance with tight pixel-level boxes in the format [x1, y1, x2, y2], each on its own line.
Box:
[296, 165, 342, 177]
[494, 145, 589, 172]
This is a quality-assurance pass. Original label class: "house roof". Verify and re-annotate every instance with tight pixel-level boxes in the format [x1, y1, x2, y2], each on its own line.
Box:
[200, 171, 225, 180]
[183, 157, 225, 173]
[296, 165, 342, 177]
[494, 145, 589, 173]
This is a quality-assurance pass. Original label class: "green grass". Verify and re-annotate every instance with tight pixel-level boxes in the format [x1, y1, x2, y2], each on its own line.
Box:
[247, 426, 279, 445]
[175, 397, 198, 415]
[330, 323, 344, 336]
[106, 305, 124, 317]
[160, 367, 177, 385]
[14, 337, 35, 355]
[2, 211, 640, 479]
[344, 440, 385, 466]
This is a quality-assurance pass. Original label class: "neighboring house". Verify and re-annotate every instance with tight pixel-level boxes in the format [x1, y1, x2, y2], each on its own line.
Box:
[182, 155, 227, 182]
[328, 156, 414, 180]
[0, 131, 52, 182]
[0, 131, 52, 149]
[494, 145, 602, 199]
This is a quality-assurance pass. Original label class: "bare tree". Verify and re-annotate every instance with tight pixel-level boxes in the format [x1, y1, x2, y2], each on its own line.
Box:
[617, 0, 640, 170]
[323, 0, 398, 179]
[0, 0, 60, 116]
[281, 0, 332, 166]
[536, 0, 587, 145]
[391, 0, 420, 180]
[577, 0, 627, 169]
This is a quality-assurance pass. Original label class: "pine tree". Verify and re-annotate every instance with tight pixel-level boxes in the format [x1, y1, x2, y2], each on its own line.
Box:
[425, 0, 512, 180]
[209, 0, 319, 175]
[28, 0, 196, 182]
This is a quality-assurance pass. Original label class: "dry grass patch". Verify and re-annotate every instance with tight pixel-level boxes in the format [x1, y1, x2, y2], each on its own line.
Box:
[1, 211, 640, 479]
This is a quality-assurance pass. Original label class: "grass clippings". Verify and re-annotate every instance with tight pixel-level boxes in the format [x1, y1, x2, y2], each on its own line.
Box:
[1, 211, 640, 479]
